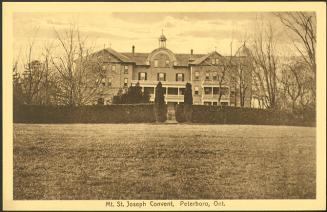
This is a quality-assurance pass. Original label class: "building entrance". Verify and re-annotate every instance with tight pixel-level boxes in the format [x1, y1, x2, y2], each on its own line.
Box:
[166, 102, 177, 123]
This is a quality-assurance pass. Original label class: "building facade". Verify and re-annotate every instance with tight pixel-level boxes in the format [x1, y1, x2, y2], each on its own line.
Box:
[91, 33, 252, 107]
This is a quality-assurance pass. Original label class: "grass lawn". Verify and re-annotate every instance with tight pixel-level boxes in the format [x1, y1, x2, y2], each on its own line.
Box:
[13, 124, 316, 200]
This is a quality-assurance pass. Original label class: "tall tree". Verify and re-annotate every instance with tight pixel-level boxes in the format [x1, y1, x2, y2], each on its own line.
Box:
[51, 26, 104, 106]
[154, 82, 165, 122]
[184, 82, 193, 122]
[250, 20, 279, 109]
[280, 60, 312, 112]
[275, 12, 316, 102]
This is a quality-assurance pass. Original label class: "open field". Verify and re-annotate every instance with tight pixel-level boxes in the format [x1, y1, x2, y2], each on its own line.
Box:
[14, 124, 316, 200]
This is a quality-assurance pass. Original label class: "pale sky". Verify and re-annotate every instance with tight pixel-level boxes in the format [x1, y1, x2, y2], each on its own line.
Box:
[13, 12, 297, 60]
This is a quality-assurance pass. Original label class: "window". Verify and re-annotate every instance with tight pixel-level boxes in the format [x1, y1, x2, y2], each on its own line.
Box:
[157, 73, 166, 81]
[107, 78, 112, 87]
[194, 86, 199, 95]
[165, 60, 170, 67]
[213, 87, 219, 95]
[176, 73, 184, 82]
[204, 87, 212, 95]
[204, 101, 212, 106]
[212, 72, 218, 80]
[213, 102, 218, 106]
[154, 60, 158, 67]
[168, 87, 178, 95]
[205, 72, 210, 80]
[194, 71, 200, 80]
[221, 101, 229, 106]
[124, 65, 128, 74]
[124, 78, 128, 87]
[138, 72, 147, 81]
[111, 64, 116, 71]
[215, 58, 219, 64]
[101, 78, 106, 86]
[211, 58, 215, 64]
[102, 65, 106, 70]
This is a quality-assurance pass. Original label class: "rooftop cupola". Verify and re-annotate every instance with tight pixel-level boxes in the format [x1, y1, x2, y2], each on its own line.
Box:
[158, 30, 167, 48]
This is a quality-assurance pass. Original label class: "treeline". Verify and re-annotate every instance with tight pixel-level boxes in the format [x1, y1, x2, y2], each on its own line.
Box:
[13, 13, 316, 119]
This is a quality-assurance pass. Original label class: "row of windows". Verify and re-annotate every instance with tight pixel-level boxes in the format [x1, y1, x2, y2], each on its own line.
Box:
[100, 78, 128, 87]
[141, 86, 228, 96]
[194, 71, 220, 81]
[103, 64, 129, 74]
[193, 87, 229, 95]
[204, 101, 229, 106]
[143, 87, 185, 95]
[138, 72, 185, 82]
[153, 59, 170, 67]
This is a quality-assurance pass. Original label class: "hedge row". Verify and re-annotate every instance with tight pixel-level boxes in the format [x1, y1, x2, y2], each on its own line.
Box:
[13, 104, 160, 123]
[14, 104, 315, 126]
[176, 105, 315, 126]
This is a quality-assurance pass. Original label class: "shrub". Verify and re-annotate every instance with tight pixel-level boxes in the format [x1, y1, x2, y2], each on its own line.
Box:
[175, 105, 315, 126]
[154, 82, 166, 122]
[183, 82, 193, 122]
[14, 104, 156, 123]
[112, 82, 150, 104]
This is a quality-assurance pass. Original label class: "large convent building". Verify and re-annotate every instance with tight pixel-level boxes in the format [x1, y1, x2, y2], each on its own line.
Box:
[91, 33, 253, 107]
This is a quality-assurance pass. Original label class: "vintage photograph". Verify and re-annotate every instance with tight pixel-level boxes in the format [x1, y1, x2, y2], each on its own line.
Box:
[5, 2, 323, 210]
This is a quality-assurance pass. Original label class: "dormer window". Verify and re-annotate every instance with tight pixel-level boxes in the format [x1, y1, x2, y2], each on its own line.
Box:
[215, 58, 219, 64]
[212, 58, 215, 64]
[111, 64, 116, 71]
[154, 60, 158, 67]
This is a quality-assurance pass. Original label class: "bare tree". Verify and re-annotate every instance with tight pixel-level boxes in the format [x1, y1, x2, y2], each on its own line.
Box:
[232, 42, 253, 107]
[51, 25, 104, 106]
[19, 32, 51, 105]
[280, 61, 306, 112]
[275, 12, 316, 101]
[250, 20, 279, 109]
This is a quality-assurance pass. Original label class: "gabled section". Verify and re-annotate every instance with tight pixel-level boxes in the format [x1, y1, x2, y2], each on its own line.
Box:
[104, 48, 134, 63]
[190, 51, 223, 65]
[92, 48, 134, 63]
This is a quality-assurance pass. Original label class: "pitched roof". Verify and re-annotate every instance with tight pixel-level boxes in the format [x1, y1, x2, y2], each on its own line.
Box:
[120, 52, 149, 65]
[92, 48, 227, 66]
[121, 52, 205, 66]
[104, 48, 134, 63]
[190, 51, 223, 65]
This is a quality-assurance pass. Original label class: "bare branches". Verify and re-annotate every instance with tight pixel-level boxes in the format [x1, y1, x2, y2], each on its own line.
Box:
[250, 19, 279, 109]
[52, 25, 103, 106]
[275, 12, 316, 75]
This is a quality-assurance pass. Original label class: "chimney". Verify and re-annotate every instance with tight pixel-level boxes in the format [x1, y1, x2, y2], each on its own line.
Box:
[190, 49, 193, 55]
[132, 45, 135, 55]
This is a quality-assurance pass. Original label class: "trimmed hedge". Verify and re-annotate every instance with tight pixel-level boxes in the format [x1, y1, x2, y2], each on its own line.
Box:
[176, 105, 315, 127]
[14, 104, 160, 123]
[14, 104, 315, 126]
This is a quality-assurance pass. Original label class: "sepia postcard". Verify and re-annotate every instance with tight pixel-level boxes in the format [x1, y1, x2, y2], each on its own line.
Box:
[2, 1, 326, 211]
